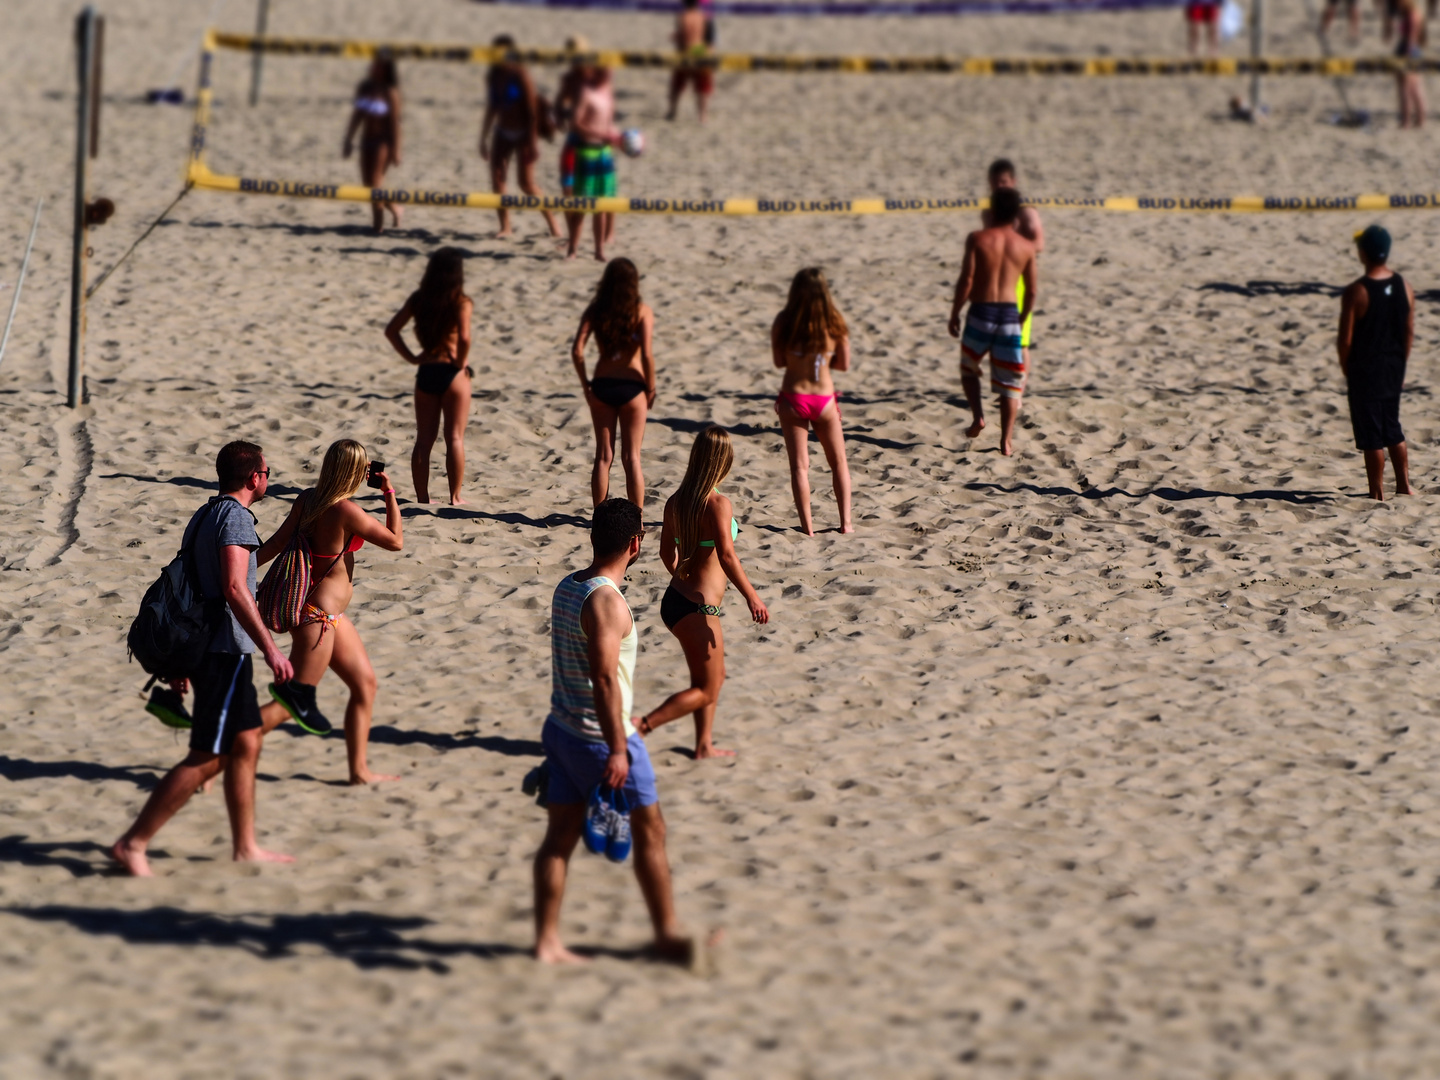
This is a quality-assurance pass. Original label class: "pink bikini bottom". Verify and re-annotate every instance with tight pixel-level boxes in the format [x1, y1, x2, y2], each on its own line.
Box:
[777, 392, 838, 423]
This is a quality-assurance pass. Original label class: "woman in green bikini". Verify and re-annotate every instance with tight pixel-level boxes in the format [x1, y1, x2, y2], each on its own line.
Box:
[638, 426, 768, 759]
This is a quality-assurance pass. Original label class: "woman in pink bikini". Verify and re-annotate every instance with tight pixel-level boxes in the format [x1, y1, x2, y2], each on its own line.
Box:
[261, 440, 403, 785]
[772, 267, 853, 535]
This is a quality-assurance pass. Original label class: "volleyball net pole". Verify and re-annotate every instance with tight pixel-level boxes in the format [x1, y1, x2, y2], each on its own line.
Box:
[249, 0, 270, 105]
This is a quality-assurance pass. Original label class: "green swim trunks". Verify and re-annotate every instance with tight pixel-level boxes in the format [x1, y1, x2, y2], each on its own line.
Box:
[572, 144, 617, 199]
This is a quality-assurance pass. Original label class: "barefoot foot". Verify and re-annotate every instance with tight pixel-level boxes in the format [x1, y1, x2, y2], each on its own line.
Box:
[234, 846, 296, 865]
[1001, 439, 1014, 457]
[349, 771, 401, 785]
[694, 745, 736, 760]
[110, 838, 153, 877]
[449, 496, 468, 506]
[965, 419, 986, 439]
[534, 939, 588, 964]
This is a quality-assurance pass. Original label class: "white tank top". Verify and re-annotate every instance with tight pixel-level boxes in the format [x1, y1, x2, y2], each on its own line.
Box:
[545, 573, 637, 743]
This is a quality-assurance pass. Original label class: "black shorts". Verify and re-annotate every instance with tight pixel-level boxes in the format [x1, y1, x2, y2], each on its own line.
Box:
[416, 362, 471, 396]
[1348, 394, 1405, 451]
[190, 652, 263, 756]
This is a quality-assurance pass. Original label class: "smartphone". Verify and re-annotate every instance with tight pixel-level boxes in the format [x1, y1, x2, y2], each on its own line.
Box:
[367, 461, 385, 488]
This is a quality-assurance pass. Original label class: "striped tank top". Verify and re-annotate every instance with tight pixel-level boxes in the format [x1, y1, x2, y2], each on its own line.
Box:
[546, 572, 637, 743]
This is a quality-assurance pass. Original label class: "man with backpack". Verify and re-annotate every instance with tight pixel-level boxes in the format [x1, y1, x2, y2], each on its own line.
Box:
[112, 441, 295, 876]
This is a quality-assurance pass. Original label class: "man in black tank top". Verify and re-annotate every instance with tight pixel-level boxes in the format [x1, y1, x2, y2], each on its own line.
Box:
[1337, 225, 1416, 500]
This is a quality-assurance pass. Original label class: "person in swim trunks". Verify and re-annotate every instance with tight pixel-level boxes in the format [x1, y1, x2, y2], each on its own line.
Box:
[983, 159, 1044, 380]
[560, 41, 621, 261]
[949, 186, 1038, 458]
[571, 258, 656, 507]
[1186, 0, 1220, 55]
[481, 35, 561, 240]
[1337, 225, 1416, 499]
[384, 248, 474, 505]
[636, 427, 768, 760]
[771, 267, 853, 535]
[343, 56, 402, 235]
[262, 440, 403, 784]
[1322, 0, 1361, 43]
[666, 0, 715, 123]
[532, 499, 695, 965]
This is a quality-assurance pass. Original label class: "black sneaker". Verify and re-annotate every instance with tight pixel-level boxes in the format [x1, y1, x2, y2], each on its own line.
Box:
[146, 685, 192, 730]
[268, 681, 333, 736]
[522, 761, 551, 807]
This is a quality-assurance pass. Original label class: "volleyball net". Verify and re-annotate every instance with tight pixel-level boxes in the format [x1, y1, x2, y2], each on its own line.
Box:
[185, 30, 1440, 217]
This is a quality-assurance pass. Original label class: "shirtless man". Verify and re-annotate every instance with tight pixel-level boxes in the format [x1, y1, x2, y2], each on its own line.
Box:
[558, 38, 620, 261]
[666, 0, 714, 123]
[983, 159, 1044, 380]
[949, 187, 1038, 457]
[480, 34, 561, 239]
[532, 499, 693, 965]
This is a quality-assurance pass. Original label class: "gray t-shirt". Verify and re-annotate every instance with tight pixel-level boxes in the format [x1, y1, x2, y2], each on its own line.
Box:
[181, 495, 260, 654]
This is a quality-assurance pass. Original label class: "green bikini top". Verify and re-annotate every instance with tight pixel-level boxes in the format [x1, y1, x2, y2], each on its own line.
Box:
[676, 518, 739, 548]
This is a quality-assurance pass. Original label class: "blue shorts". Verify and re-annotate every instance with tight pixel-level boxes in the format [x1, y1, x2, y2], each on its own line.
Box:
[542, 719, 659, 808]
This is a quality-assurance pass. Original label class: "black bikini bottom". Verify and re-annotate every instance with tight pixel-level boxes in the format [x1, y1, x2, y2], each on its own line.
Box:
[590, 377, 646, 409]
[660, 583, 722, 631]
[416, 363, 471, 396]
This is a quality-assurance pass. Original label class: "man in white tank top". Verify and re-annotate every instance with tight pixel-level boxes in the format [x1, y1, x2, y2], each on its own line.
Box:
[533, 499, 695, 965]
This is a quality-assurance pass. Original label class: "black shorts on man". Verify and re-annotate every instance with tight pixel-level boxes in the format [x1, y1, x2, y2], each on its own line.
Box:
[189, 652, 264, 755]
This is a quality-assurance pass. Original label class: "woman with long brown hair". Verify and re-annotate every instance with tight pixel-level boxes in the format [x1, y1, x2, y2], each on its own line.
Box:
[385, 248, 474, 505]
[772, 267, 853, 535]
[261, 440, 403, 785]
[570, 257, 655, 507]
[637, 426, 768, 760]
[343, 56, 403, 234]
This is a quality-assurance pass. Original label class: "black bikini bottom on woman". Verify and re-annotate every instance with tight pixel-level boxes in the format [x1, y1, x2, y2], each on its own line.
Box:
[416, 363, 471, 396]
[660, 583, 723, 631]
[590, 377, 646, 409]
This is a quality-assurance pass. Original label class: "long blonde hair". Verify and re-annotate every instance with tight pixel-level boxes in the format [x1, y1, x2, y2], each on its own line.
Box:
[774, 267, 848, 358]
[300, 439, 369, 531]
[672, 426, 733, 577]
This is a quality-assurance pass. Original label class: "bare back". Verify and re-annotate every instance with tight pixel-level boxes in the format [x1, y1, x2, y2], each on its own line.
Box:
[675, 8, 707, 50]
[963, 226, 1036, 306]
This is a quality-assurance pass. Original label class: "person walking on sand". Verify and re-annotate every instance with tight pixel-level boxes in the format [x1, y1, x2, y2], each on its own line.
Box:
[559, 41, 621, 261]
[984, 159, 1045, 382]
[572, 258, 655, 508]
[343, 56, 403, 234]
[533, 499, 695, 965]
[636, 426, 768, 760]
[771, 268, 853, 535]
[949, 187, 1037, 458]
[1337, 225, 1416, 500]
[1395, 0, 1427, 128]
[263, 440, 403, 785]
[111, 441, 295, 876]
[1185, 0, 1220, 54]
[481, 35, 561, 240]
[385, 248, 473, 506]
[666, 0, 715, 123]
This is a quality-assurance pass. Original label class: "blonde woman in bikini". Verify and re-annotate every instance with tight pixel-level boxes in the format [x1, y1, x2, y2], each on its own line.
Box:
[571, 257, 655, 507]
[636, 426, 768, 760]
[772, 268, 854, 535]
[261, 440, 403, 785]
[343, 56, 402, 234]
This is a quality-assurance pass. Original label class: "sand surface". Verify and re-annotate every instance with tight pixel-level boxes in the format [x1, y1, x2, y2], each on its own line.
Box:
[4, 0, 1440, 1076]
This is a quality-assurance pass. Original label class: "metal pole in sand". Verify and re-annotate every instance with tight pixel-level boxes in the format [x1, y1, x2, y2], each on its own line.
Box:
[68, 7, 97, 410]
[0, 199, 44, 372]
[249, 0, 270, 105]
[1249, 0, 1265, 112]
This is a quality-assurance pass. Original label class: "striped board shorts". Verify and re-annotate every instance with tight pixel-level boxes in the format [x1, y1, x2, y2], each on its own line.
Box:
[961, 301, 1028, 399]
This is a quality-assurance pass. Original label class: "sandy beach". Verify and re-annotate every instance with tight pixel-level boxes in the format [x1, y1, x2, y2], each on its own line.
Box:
[4, 0, 1440, 1075]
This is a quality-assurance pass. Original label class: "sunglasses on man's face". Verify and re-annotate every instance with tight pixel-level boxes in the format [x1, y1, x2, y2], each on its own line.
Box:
[256, 468, 270, 479]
